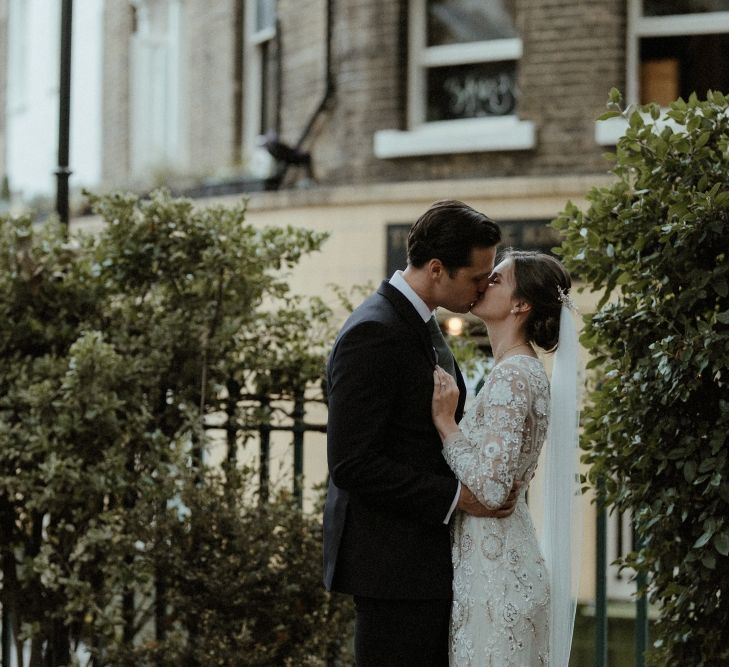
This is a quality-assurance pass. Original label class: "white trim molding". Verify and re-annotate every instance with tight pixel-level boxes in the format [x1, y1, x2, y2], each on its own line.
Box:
[595, 111, 687, 146]
[597, 0, 729, 145]
[374, 116, 536, 159]
[243, 0, 276, 175]
[129, 0, 186, 174]
[594, 116, 628, 146]
[421, 38, 523, 68]
[384, 0, 532, 158]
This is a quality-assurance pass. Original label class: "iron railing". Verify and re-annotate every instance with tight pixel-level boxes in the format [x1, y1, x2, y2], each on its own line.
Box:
[1, 394, 654, 666]
[592, 481, 651, 667]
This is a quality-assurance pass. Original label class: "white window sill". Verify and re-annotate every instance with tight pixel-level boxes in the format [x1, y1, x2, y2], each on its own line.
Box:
[595, 116, 629, 146]
[374, 116, 536, 159]
[594, 111, 683, 146]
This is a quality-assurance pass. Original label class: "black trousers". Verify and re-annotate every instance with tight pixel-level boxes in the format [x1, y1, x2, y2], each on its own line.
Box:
[353, 596, 451, 666]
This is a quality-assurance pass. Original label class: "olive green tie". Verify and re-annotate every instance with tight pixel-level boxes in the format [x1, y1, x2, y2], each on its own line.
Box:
[427, 315, 456, 379]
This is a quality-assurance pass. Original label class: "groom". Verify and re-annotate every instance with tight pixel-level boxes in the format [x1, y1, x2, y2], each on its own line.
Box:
[323, 200, 520, 665]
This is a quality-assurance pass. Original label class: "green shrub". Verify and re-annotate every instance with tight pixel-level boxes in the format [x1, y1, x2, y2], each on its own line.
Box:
[553, 90, 729, 666]
[121, 471, 353, 667]
[0, 191, 352, 666]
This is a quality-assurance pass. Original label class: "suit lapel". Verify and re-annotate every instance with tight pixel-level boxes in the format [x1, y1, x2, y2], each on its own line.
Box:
[378, 280, 468, 421]
[377, 280, 436, 365]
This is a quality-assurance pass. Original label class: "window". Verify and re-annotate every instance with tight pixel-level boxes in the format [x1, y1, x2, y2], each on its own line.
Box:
[374, 0, 534, 158]
[386, 224, 410, 277]
[243, 0, 278, 176]
[6, 0, 29, 112]
[606, 509, 638, 601]
[597, 0, 729, 144]
[129, 0, 186, 174]
[632, 0, 729, 105]
[415, 0, 520, 124]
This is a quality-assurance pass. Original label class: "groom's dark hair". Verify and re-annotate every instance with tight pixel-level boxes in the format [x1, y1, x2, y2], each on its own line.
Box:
[407, 200, 501, 273]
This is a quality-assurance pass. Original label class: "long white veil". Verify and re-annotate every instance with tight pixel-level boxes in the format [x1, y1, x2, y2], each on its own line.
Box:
[540, 303, 582, 666]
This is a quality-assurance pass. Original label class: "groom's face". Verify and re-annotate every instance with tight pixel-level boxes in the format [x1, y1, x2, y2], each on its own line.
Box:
[435, 246, 496, 313]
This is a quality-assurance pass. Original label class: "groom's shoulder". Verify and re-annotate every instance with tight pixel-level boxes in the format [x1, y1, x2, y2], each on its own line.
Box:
[347, 281, 400, 323]
[335, 286, 406, 344]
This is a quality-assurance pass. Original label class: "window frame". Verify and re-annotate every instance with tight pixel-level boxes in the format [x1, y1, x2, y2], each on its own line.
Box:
[129, 0, 186, 173]
[7, 0, 30, 113]
[374, 0, 534, 159]
[243, 0, 276, 175]
[596, 0, 729, 145]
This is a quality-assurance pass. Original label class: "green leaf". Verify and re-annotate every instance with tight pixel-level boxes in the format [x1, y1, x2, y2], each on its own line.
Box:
[715, 191, 729, 206]
[720, 484, 729, 503]
[702, 552, 716, 569]
[550, 92, 729, 661]
[597, 110, 624, 121]
[694, 530, 714, 549]
[608, 87, 623, 105]
[695, 131, 711, 149]
[714, 532, 729, 556]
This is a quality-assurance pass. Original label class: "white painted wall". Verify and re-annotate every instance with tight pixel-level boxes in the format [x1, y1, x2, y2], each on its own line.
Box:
[5, 0, 103, 200]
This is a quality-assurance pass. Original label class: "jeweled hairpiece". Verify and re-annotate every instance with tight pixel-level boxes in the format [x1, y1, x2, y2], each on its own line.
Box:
[557, 285, 578, 313]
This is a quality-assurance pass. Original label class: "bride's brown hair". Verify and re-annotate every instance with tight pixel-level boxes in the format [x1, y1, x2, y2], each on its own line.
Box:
[503, 250, 571, 352]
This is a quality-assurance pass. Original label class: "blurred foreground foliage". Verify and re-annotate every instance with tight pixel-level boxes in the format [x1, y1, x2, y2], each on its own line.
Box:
[554, 90, 729, 666]
[0, 190, 353, 666]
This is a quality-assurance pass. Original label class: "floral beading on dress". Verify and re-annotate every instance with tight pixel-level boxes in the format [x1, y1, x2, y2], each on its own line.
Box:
[443, 355, 551, 666]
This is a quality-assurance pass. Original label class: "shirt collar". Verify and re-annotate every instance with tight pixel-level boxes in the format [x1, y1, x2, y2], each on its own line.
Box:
[389, 270, 433, 323]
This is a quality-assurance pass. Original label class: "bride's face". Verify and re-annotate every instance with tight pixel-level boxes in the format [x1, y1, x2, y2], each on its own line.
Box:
[470, 258, 518, 322]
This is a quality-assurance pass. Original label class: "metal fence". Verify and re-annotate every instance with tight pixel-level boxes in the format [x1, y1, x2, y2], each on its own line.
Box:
[236, 390, 327, 506]
[1, 392, 653, 666]
[0, 389, 328, 667]
[593, 484, 650, 667]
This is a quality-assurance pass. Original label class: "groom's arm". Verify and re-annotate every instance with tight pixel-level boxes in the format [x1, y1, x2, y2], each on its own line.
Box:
[458, 482, 521, 518]
[327, 320, 458, 525]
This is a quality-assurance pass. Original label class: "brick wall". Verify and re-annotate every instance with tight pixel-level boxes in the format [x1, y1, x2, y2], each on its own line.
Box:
[101, 2, 133, 188]
[277, 0, 328, 146]
[101, 0, 238, 189]
[286, 0, 625, 186]
[97, 0, 626, 192]
[184, 0, 237, 175]
[517, 0, 625, 174]
[310, 0, 407, 185]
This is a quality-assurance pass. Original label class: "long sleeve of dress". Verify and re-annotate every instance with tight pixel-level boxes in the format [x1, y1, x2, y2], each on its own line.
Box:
[446, 355, 551, 666]
[442, 361, 531, 510]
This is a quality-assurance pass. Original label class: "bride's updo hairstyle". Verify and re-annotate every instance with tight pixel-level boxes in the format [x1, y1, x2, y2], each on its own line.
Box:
[505, 249, 572, 352]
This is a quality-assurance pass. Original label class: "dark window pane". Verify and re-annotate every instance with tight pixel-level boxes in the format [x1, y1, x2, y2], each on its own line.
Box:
[427, 62, 517, 121]
[386, 224, 410, 277]
[644, 0, 729, 16]
[427, 0, 517, 46]
[259, 41, 278, 135]
[498, 220, 559, 255]
[640, 34, 729, 104]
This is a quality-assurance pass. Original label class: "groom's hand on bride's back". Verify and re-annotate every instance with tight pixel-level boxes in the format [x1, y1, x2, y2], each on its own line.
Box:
[457, 481, 521, 518]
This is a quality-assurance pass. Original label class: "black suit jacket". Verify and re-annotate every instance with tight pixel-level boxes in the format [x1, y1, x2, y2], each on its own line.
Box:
[323, 280, 466, 600]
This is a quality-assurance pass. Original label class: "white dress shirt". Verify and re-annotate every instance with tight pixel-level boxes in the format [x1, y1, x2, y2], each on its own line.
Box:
[389, 271, 461, 524]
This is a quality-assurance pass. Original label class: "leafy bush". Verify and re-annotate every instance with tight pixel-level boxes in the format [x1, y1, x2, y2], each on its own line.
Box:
[0, 191, 352, 666]
[553, 90, 729, 665]
[122, 471, 353, 667]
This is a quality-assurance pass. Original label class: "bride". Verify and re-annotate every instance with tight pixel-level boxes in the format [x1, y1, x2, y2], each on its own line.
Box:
[432, 250, 580, 666]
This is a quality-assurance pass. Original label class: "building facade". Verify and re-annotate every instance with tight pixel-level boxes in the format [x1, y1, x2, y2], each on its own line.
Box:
[1, 0, 104, 203]
[2, 0, 729, 632]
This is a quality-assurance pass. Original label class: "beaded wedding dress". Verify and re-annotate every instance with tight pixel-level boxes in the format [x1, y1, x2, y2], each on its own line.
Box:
[443, 355, 551, 666]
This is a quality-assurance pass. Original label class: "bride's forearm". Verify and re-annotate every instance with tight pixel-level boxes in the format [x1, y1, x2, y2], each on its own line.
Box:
[434, 419, 459, 443]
